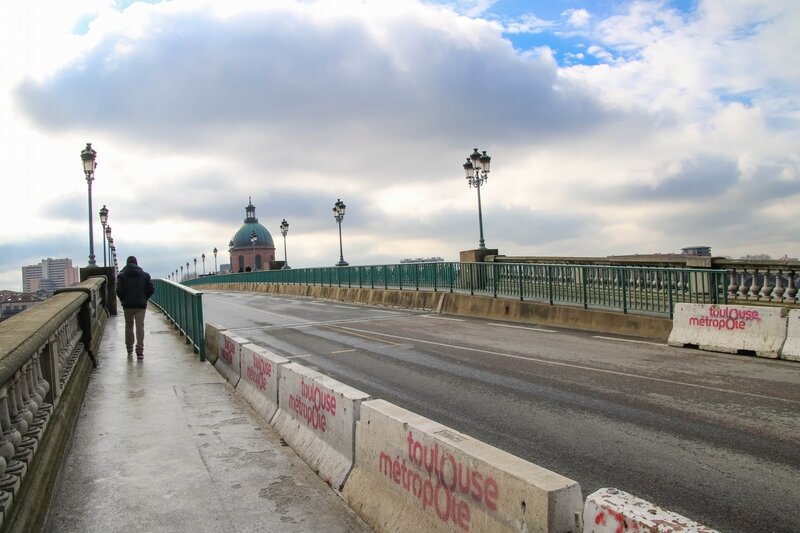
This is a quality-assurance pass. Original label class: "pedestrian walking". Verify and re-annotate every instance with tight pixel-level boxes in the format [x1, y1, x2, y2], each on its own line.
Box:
[116, 256, 155, 359]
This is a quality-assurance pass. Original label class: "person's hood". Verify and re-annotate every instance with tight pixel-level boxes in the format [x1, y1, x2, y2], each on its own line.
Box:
[122, 264, 144, 276]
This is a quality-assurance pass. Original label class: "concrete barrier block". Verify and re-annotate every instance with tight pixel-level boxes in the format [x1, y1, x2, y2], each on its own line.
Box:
[343, 399, 583, 533]
[203, 323, 225, 365]
[213, 331, 249, 387]
[235, 343, 289, 422]
[272, 362, 371, 489]
[780, 309, 800, 362]
[668, 303, 788, 358]
[584, 488, 718, 532]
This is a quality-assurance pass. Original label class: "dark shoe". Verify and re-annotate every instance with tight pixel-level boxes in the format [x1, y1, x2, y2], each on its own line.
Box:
[137, 352, 144, 360]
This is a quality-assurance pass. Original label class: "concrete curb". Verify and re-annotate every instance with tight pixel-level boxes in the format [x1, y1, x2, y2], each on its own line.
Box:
[195, 283, 672, 341]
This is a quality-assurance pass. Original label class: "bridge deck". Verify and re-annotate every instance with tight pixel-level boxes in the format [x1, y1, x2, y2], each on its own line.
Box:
[46, 306, 370, 532]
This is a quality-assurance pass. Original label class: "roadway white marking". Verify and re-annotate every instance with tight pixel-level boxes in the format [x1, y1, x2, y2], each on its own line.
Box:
[331, 348, 356, 354]
[488, 323, 557, 333]
[204, 294, 311, 322]
[330, 325, 800, 406]
[420, 315, 464, 321]
[286, 354, 315, 359]
[592, 336, 664, 347]
[333, 305, 361, 310]
[325, 325, 401, 346]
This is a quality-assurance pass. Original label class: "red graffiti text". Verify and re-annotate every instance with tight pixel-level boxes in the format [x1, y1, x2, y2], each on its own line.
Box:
[376, 431, 500, 532]
[246, 354, 272, 391]
[689, 305, 762, 331]
[221, 338, 235, 365]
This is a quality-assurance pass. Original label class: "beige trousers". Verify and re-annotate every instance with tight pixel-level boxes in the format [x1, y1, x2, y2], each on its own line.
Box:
[124, 308, 147, 355]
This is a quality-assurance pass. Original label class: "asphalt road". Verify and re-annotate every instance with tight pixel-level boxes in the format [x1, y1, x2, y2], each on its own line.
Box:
[203, 290, 800, 533]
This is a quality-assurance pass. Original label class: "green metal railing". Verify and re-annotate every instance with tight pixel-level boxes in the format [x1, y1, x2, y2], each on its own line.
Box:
[184, 262, 728, 317]
[152, 279, 205, 360]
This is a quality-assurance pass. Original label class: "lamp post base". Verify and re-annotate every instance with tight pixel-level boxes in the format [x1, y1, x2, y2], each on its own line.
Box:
[336, 260, 349, 267]
[281, 264, 291, 270]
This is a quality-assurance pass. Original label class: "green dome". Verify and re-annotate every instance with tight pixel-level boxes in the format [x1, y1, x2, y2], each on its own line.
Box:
[231, 199, 275, 249]
[232, 223, 274, 249]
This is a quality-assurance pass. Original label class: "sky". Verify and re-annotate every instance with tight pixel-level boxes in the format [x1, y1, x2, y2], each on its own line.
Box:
[1, 0, 798, 291]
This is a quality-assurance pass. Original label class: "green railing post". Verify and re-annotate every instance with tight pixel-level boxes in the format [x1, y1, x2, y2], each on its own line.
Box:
[151, 279, 205, 360]
[667, 270, 674, 318]
[582, 265, 588, 309]
[621, 268, 628, 314]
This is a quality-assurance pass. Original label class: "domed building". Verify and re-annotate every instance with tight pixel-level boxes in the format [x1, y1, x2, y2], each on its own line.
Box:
[229, 198, 276, 272]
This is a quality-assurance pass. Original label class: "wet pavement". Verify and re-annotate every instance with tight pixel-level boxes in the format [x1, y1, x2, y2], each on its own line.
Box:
[46, 306, 371, 532]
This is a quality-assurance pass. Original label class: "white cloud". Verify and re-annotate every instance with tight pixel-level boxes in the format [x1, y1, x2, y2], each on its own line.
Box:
[0, 0, 798, 291]
[563, 8, 591, 28]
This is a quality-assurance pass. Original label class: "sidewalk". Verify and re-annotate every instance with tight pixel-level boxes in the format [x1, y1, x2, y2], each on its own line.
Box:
[46, 307, 372, 532]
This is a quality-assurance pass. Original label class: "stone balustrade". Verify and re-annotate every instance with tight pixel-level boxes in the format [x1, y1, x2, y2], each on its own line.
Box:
[491, 255, 800, 308]
[715, 260, 798, 304]
[0, 276, 107, 531]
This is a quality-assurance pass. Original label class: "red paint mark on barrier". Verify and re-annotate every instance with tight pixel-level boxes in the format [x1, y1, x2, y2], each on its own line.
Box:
[287, 379, 338, 433]
[688, 305, 762, 331]
[593, 508, 627, 533]
[245, 354, 272, 391]
[221, 337, 235, 366]
[376, 430, 500, 532]
[595, 510, 605, 525]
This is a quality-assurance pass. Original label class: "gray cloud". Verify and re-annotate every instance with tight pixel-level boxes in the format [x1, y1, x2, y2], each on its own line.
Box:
[15, 5, 616, 160]
[618, 156, 740, 201]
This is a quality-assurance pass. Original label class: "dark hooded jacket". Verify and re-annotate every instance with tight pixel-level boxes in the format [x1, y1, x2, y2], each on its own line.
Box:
[116, 262, 155, 309]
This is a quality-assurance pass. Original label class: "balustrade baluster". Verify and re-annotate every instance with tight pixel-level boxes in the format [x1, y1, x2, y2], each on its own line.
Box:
[0, 387, 23, 495]
[20, 365, 41, 427]
[727, 269, 739, 299]
[786, 271, 797, 303]
[738, 269, 750, 299]
[9, 381, 35, 465]
[759, 267, 774, 301]
[33, 351, 51, 405]
[773, 270, 785, 302]
[749, 269, 761, 299]
[24, 363, 48, 436]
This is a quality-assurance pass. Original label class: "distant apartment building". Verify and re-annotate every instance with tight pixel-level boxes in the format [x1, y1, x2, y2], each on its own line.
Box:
[0, 291, 44, 320]
[22, 258, 80, 294]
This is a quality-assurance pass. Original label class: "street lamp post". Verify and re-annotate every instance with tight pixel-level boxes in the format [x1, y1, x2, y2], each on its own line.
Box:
[81, 143, 98, 266]
[186, 262, 189, 280]
[333, 199, 348, 267]
[105, 225, 112, 266]
[229, 240, 235, 273]
[180, 265, 183, 281]
[213, 247, 218, 273]
[107, 235, 114, 267]
[280, 219, 290, 269]
[201, 253, 206, 275]
[193, 257, 197, 277]
[250, 231, 258, 271]
[99, 205, 108, 266]
[463, 148, 491, 249]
